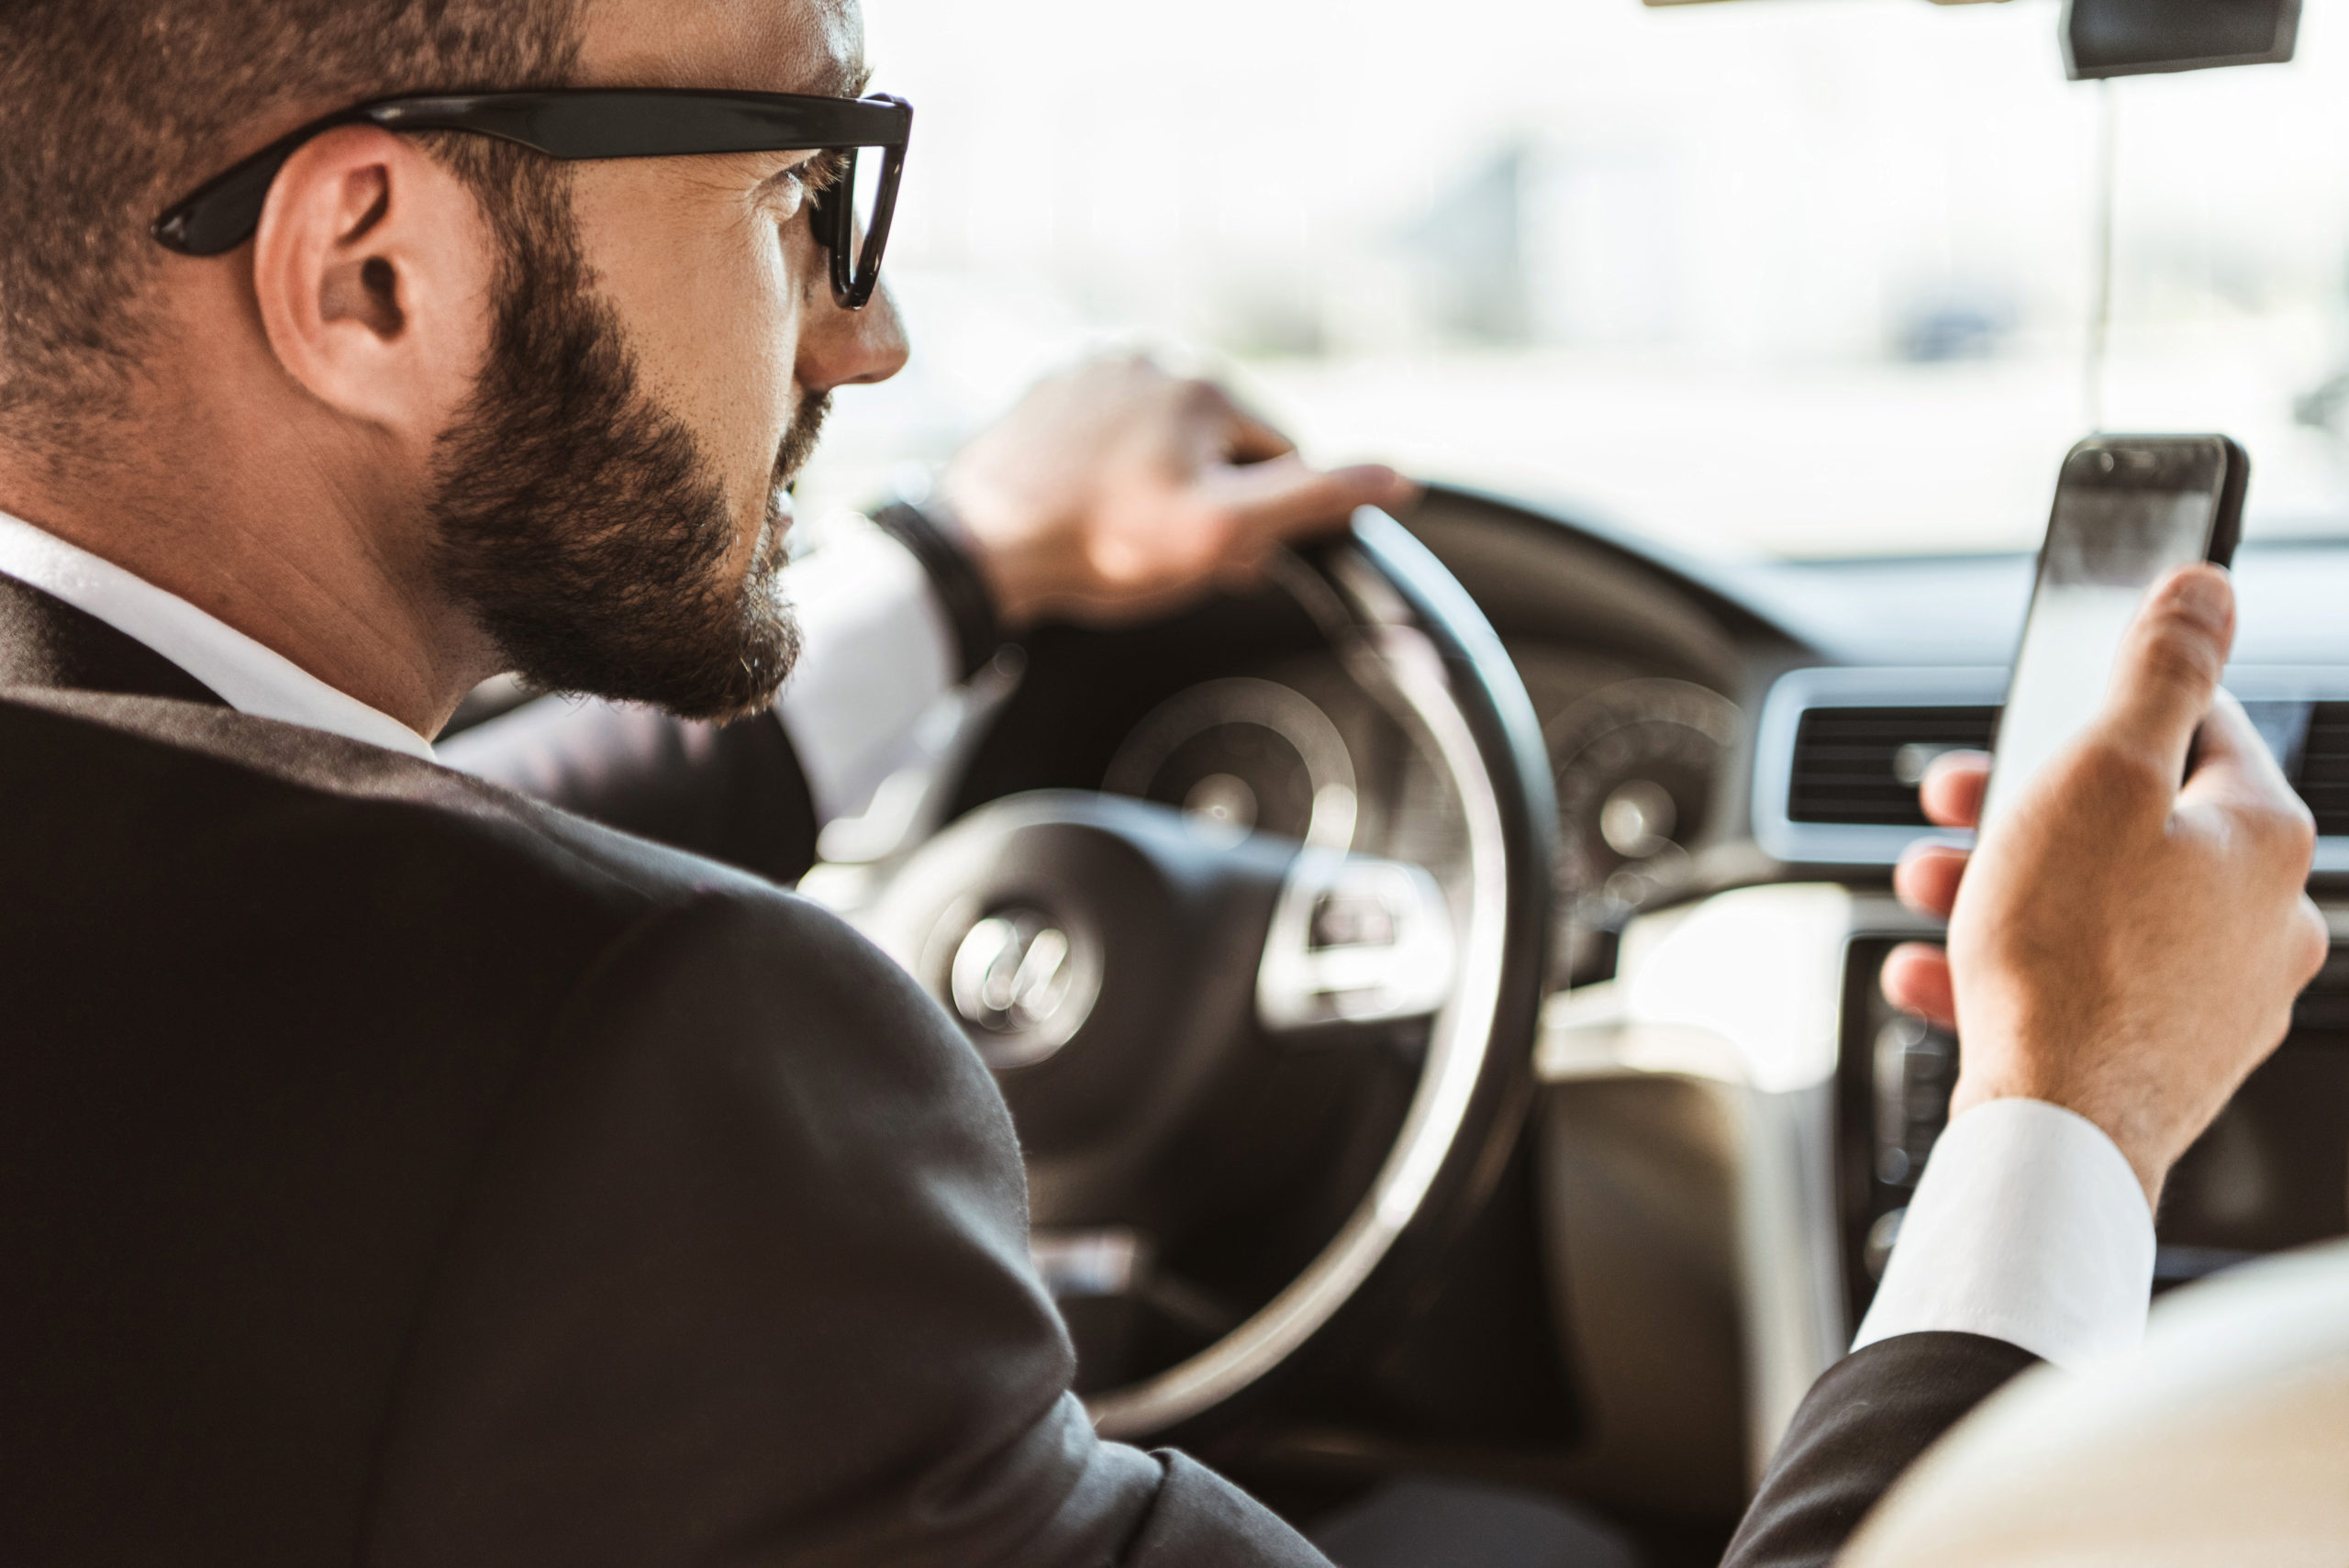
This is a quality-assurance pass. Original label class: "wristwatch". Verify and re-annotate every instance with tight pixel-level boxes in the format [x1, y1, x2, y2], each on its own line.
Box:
[869, 500, 1007, 681]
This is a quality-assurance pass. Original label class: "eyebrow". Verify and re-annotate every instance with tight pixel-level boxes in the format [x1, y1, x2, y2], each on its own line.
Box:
[811, 55, 874, 100]
[740, 53, 874, 195]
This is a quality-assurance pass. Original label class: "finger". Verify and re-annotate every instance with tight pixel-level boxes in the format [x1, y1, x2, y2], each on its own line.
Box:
[1893, 840, 1969, 920]
[1164, 373, 1296, 467]
[1881, 942, 1957, 1031]
[1919, 750, 1990, 829]
[2093, 564, 2235, 783]
[1212, 456, 1417, 547]
[2172, 694, 2320, 888]
[1223, 404, 1298, 466]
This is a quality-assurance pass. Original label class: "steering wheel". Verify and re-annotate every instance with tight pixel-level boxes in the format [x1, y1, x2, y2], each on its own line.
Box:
[859, 509, 1557, 1440]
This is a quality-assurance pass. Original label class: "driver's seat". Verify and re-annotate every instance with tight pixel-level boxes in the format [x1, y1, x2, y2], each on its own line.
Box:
[1840, 1240, 2349, 1567]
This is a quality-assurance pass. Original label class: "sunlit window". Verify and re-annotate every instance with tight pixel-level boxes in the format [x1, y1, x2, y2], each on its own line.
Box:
[800, 0, 2349, 558]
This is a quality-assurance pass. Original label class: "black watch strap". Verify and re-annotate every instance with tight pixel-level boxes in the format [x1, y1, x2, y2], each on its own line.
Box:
[869, 501, 1006, 682]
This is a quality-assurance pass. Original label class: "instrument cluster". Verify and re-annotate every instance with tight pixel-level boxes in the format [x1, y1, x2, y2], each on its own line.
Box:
[1509, 647, 1742, 985]
[1097, 643, 1742, 991]
[1098, 650, 1467, 883]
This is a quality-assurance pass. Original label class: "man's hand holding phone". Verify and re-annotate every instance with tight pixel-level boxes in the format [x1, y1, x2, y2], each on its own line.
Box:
[1882, 565, 2329, 1207]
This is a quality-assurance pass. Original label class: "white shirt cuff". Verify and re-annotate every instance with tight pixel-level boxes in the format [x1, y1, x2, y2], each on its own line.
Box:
[775, 520, 959, 825]
[1853, 1096, 2154, 1369]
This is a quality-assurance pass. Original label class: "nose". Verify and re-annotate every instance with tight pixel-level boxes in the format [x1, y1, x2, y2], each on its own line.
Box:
[796, 273, 910, 395]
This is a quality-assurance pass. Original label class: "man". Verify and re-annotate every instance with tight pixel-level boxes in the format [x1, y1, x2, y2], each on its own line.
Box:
[0, 1, 1407, 1562]
[0, 5, 2314, 1568]
[1722, 562, 2331, 1565]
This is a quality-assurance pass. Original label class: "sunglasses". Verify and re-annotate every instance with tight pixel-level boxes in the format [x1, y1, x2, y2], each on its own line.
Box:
[150, 88, 912, 309]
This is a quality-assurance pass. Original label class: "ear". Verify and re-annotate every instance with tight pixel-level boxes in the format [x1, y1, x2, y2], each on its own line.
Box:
[250, 126, 495, 447]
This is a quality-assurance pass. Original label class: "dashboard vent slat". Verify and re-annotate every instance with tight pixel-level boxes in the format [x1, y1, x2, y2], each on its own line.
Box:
[1787, 706, 1998, 826]
[2299, 703, 2349, 838]
[1760, 669, 2349, 869]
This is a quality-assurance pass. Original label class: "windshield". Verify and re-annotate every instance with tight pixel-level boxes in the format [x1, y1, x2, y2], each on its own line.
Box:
[798, 0, 2349, 560]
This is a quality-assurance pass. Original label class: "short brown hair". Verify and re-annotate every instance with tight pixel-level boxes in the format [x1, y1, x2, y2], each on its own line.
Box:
[0, 0, 580, 448]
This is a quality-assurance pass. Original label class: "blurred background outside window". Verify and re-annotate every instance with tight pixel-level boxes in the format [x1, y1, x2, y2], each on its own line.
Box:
[795, 0, 2349, 559]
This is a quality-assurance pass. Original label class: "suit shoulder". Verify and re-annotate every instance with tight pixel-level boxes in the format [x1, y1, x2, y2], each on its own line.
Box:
[558, 884, 1004, 1142]
[0, 686, 774, 912]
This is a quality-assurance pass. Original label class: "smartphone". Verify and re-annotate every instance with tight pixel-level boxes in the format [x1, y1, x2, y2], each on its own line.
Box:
[1981, 435, 2249, 828]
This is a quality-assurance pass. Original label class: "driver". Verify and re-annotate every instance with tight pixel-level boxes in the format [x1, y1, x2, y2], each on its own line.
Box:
[0, 1, 1407, 1563]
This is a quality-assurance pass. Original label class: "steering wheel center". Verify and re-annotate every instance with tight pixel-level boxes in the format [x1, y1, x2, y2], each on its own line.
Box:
[869, 794, 1297, 1195]
[948, 906, 1095, 1067]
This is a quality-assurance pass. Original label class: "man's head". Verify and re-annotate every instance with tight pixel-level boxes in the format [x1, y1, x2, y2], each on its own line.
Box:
[0, 0, 907, 727]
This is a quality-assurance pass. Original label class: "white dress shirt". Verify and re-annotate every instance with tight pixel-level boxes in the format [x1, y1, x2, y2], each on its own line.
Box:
[0, 507, 2157, 1370]
[0, 509, 438, 759]
[771, 517, 956, 822]
[1855, 1096, 2156, 1367]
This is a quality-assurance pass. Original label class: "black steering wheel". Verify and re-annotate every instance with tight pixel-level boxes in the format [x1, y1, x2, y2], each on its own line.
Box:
[860, 509, 1556, 1440]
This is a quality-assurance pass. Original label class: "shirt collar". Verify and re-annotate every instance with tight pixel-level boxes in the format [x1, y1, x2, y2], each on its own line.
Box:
[0, 510, 437, 760]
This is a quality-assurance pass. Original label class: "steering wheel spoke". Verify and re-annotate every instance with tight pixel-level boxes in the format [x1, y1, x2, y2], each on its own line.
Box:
[1255, 850, 1457, 1035]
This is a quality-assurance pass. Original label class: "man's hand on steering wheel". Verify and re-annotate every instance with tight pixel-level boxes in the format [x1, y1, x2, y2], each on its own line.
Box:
[936, 353, 1419, 629]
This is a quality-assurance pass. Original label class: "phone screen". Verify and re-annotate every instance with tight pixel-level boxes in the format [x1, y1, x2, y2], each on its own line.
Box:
[1982, 442, 2227, 828]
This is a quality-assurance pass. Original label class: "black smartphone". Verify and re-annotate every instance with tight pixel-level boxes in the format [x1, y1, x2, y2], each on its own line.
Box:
[1981, 434, 2249, 828]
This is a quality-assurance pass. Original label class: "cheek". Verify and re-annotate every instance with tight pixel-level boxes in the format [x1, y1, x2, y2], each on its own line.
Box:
[573, 170, 807, 517]
[682, 217, 806, 507]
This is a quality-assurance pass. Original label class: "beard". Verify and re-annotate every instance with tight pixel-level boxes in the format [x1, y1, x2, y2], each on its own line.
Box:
[427, 160, 826, 723]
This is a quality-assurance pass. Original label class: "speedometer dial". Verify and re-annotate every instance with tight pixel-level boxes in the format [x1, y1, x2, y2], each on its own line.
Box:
[1550, 679, 1740, 930]
[1104, 678, 1359, 850]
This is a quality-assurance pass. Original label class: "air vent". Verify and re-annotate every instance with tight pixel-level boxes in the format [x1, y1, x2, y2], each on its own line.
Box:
[1754, 665, 2349, 869]
[1788, 706, 1998, 826]
[2299, 703, 2349, 839]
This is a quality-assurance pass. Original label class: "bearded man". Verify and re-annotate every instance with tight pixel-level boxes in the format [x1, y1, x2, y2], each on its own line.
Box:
[0, 1, 1410, 1562]
[9, 4, 2332, 1566]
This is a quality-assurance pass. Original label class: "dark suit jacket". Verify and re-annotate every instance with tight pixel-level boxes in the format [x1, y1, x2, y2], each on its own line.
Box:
[1721, 1331, 2040, 1567]
[0, 574, 1326, 1567]
[436, 686, 824, 887]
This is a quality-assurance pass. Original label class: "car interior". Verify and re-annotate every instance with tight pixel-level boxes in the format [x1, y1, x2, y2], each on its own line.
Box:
[443, 0, 2349, 1560]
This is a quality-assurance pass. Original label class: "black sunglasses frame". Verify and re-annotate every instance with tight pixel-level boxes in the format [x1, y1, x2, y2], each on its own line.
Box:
[151, 88, 912, 309]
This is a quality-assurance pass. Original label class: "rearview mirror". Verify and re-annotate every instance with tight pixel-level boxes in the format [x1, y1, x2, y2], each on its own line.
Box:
[1638, 0, 2300, 85]
[2061, 0, 2299, 79]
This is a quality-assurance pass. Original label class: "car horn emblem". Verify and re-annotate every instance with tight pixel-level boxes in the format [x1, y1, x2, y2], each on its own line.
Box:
[948, 907, 1096, 1067]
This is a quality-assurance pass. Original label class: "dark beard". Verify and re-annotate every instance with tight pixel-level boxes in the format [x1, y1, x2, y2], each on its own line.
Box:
[427, 161, 827, 723]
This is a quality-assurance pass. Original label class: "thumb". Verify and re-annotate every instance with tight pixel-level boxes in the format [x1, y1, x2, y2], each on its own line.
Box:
[2092, 563, 2235, 784]
[2178, 688, 2303, 815]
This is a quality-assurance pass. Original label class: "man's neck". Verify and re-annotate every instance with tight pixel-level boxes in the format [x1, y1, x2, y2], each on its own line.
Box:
[0, 453, 495, 740]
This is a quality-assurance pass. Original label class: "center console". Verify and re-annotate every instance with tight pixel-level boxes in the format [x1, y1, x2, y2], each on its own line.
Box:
[1836, 934, 2349, 1328]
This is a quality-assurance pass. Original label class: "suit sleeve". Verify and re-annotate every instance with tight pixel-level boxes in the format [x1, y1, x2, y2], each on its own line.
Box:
[437, 698, 822, 885]
[358, 890, 1327, 1568]
[1719, 1332, 2038, 1568]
